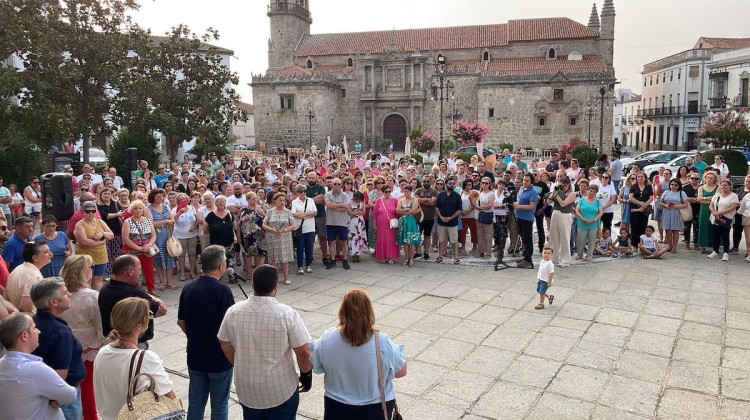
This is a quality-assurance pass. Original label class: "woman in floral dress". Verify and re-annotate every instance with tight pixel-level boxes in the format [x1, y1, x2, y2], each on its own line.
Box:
[240, 191, 266, 276]
[347, 191, 368, 262]
[263, 192, 295, 284]
[397, 185, 422, 267]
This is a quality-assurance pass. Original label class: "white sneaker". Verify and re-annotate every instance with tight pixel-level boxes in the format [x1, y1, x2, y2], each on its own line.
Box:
[745, 256, 750, 263]
[722, 253, 729, 262]
[707, 251, 717, 259]
[306, 266, 313, 273]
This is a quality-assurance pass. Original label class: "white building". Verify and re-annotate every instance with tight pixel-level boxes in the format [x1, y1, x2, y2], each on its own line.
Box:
[708, 47, 750, 111]
[639, 37, 750, 152]
[615, 91, 641, 155]
[232, 102, 256, 148]
[612, 88, 635, 153]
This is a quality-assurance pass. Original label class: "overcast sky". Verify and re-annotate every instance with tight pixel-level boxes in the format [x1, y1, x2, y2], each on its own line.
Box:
[131, 0, 749, 102]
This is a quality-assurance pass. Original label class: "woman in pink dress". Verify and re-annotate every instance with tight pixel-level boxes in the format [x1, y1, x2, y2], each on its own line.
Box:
[372, 185, 399, 264]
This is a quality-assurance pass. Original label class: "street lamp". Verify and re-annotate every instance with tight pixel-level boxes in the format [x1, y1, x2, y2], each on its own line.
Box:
[585, 100, 596, 147]
[591, 72, 617, 153]
[430, 54, 455, 160]
[305, 109, 315, 149]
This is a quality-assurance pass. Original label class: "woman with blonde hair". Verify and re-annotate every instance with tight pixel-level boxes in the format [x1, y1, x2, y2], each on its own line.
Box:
[697, 170, 719, 253]
[93, 297, 175, 420]
[122, 200, 158, 295]
[60, 254, 106, 420]
[263, 192, 295, 284]
[311, 289, 407, 419]
[75, 201, 115, 290]
[172, 192, 200, 281]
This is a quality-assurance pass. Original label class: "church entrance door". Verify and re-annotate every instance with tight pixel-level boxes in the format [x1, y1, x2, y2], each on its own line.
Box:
[383, 114, 407, 152]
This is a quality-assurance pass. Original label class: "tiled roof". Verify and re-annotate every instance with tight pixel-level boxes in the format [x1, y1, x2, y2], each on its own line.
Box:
[694, 37, 750, 50]
[474, 55, 607, 77]
[295, 18, 598, 57]
[236, 102, 253, 113]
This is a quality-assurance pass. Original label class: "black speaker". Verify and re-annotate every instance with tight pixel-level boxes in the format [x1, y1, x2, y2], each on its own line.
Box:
[125, 148, 138, 189]
[41, 172, 74, 221]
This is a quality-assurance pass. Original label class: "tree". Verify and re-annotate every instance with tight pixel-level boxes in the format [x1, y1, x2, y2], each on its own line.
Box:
[0, 0, 142, 163]
[450, 119, 490, 146]
[116, 25, 247, 160]
[698, 108, 750, 148]
[107, 127, 161, 176]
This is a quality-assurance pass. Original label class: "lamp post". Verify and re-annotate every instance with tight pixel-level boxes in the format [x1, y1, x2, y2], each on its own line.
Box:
[430, 54, 455, 160]
[305, 109, 315, 149]
[585, 101, 596, 147]
[591, 72, 617, 153]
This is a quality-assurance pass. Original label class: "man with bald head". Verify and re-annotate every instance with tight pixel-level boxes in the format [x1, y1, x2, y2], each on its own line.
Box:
[66, 192, 100, 239]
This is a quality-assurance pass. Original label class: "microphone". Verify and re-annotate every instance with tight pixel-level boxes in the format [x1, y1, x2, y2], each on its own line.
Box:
[226, 268, 248, 283]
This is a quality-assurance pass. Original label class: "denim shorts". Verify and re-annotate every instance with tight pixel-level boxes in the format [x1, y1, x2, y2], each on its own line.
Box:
[92, 263, 107, 277]
[536, 279, 549, 295]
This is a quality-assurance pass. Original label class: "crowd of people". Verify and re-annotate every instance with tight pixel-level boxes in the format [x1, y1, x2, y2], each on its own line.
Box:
[0, 145, 748, 419]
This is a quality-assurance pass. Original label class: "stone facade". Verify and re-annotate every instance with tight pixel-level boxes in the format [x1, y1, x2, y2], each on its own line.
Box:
[253, 1, 617, 155]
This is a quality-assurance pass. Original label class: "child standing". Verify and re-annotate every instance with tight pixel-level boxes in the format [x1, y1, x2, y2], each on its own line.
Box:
[639, 225, 668, 259]
[534, 247, 555, 310]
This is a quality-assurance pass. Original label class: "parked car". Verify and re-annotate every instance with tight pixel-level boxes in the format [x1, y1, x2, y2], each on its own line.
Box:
[80, 146, 108, 166]
[643, 155, 692, 181]
[619, 151, 663, 169]
[233, 144, 247, 151]
[622, 151, 691, 175]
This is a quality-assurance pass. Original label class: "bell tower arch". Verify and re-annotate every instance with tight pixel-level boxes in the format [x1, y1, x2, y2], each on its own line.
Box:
[267, 1, 312, 72]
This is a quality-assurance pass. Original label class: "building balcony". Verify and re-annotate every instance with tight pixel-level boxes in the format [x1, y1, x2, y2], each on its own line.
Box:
[709, 97, 728, 110]
[638, 105, 707, 118]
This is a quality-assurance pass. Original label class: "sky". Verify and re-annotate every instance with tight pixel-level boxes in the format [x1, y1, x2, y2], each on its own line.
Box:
[131, 0, 750, 102]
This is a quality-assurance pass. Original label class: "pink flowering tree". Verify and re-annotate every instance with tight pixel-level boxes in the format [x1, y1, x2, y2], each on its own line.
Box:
[412, 132, 437, 153]
[698, 108, 750, 148]
[450, 119, 490, 146]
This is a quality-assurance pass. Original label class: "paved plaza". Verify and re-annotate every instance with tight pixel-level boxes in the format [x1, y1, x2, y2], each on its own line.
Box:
[149, 237, 750, 420]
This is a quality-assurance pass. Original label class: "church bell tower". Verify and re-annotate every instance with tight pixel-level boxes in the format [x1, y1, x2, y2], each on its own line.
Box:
[267, 0, 312, 73]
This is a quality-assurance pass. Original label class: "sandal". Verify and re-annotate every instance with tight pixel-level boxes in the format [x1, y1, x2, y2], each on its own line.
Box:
[535, 303, 544, 310]
[157, 283, 165, 291]
[387, 260, 394, 265]
[165, 284, 178, 290]
[179, 274, 186, 282]
[548, 295, 555, 305]
[284, 279, 291, 285]
[435, 256, 443, 263]
[453, 259, 460, 265]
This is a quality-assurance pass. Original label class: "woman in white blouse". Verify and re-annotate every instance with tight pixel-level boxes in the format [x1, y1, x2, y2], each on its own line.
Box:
[60, 254, 106, 420]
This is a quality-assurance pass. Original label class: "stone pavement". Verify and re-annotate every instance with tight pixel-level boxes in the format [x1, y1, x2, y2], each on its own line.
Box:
[149, 240, 750, 420]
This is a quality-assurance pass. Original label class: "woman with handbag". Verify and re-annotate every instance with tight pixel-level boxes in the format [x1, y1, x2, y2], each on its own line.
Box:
[697, 171, 718, 253]
[473, 177, 496, 259]
[263, 192, 295, 285]
[122, 200, 158, 295]
[172, 193, 200, 281]
[93, 297, 177, 420]
[310, 289, 407, 420]
[147, 189, 176, 290]
[628, 172, 653, 247]
[396, 185, 421, 267]
[658, 179, 689, 254]
[75, 201, 115, 291]
[707, 179, 740, 261]
[371, 186, 399, 264]
[98, 187, 124, 277]
[240, 192, 267, 276]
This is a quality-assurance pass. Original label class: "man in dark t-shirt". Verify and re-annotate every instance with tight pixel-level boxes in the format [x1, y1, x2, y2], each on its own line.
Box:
[98, 255, 166, 347]
[305, 172, 328, 265]
[415, 174, 438, 260]
[435, 178, 463, 263]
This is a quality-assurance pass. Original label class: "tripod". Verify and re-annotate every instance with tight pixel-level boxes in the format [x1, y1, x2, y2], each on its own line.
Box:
[494, 213, 533, 271]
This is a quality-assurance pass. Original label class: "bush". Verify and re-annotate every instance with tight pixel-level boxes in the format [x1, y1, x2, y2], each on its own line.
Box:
[406, 154, 424, 165]
[497, 143, 514, 153]
[456, 152, 476, 164]
[108, 128, 161, 172]
[0, 126, 46, 187]
[571, 144, 597, 169]
[702, 149, 748, 178]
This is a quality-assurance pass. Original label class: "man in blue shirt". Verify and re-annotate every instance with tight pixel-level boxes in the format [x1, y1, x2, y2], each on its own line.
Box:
[2, 216, 34, 271]
[154, 164, 171, 188]
[31, 278, 85, 420]
[435, 177, 463, 264]
[178, 245, 235, 420]
[0, 312, 77, 420]
[515, 173, 539, 268]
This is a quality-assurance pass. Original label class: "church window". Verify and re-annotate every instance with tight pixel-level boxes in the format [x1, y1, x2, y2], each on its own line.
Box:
[678, 68, 681, 79]
[553, 89, 564, 101]
[482, 51, 490, 61]
[650, 76, 653, 85]
[670, 71, 673, 81]
[538, 117, 547, 126]
[347, 58, 353, 67]
[280, 95, 294, 110]
[341, 89, 346, 97]
[488, 108, 495, 118]
[569, 116, 577, 126]
[548, 48, 556, 59]
[656, 75, 659, 84]
[306, 59, 313, 69]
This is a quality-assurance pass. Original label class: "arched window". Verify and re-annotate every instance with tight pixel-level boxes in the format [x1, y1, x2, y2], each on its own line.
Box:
[548, 48, 556, 59]
[347, 57, 353, 67]
[482, 51, 490, 61]
[306, 59, 313, 69]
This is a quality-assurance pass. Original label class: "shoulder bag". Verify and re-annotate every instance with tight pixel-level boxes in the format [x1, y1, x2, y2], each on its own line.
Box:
[709, 194, 733, 228]
[131, 218, 159, 257]
[118, 350, 185, 420]
[678, 192, 693, 222]
[376, 333, 402, 420]
[382, 199, 398, 229]
[293, 199, 308, 239]
[166, 226, 183, 257]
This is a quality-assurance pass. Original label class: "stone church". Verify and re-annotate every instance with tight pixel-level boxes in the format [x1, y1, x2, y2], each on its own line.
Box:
[252, 1, 616, 154]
